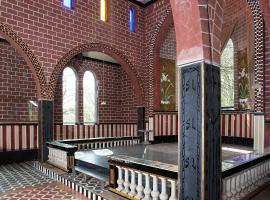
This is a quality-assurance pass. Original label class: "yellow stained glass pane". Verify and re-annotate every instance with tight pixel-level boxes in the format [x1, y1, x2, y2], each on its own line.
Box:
[100, 0, 107, 22]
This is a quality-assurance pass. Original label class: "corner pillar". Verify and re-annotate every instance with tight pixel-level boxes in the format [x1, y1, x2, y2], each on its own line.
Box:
[137, 107, 145, 140]
[38, 100, 54, 162]
[179, 61, 221, 200]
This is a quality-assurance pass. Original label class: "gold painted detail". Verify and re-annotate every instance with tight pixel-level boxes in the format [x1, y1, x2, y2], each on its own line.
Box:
[109, 188, 139, 200]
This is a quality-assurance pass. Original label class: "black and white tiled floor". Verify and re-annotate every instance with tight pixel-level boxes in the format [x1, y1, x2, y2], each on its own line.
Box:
[0, 162, 52, 195]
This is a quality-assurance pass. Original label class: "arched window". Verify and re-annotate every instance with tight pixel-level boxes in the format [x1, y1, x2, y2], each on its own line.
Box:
[62, 67, 77, 124]
[129, 7, 135, 32]
[63, 0, 73, 9]
[100, 0, 107, 22]
[221, 39, 234, 108]
[83, 71, 97, 123]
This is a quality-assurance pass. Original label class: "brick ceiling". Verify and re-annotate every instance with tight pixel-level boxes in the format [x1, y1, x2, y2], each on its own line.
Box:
[129, 0, 156, 7]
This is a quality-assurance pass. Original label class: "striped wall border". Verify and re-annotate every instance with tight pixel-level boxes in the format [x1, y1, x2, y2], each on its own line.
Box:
[54, 124, 137, 140]
[0, 124, 38, 152]
[221, 113, 254, 139]
[33, 162, 106, 200]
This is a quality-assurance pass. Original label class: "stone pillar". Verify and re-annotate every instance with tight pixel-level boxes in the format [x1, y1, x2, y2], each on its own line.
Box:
[137, 107, 145, 140]
[253, 113, 265, 154]
[178, 62, 221, 200]
[38, 100, 54, 162]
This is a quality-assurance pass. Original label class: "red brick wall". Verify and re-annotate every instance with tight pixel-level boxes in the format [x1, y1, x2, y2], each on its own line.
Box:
[0, 40, 38, 122]
[160, 24, 176, 60]
[0, 0, 147, 103]
[221, 0, 254, 110]
[54, 56, 137, 124]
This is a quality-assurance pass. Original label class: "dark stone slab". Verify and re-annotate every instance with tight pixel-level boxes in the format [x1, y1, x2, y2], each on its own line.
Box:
[38, 100, 54, 162]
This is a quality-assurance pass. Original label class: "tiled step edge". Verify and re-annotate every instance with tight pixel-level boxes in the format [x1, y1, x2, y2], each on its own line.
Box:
[33, 161, 106, 200]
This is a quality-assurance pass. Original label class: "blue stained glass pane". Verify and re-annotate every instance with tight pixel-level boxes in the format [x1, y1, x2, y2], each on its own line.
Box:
[129, 8, 135, 32]
[63, 0, 73, 9]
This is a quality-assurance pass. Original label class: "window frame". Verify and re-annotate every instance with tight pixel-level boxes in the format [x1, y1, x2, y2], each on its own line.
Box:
[220, 38, 235, 109]
[83, 70, 98, 124]
[62, 67, 78, 125]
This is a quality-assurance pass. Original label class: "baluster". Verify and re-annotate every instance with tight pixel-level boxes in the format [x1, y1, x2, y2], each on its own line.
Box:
[222, 179, 227, 200]
[129, 169, 136, 197]
[240, 171, 247, 198]
[143, 173, 151, 200]
[230, 176, 237, 199]
[159, 177, 168, 200]
[251, 168, 256, 191]
[124, 168, 130, 193]
[247, 169, 253, 192]
[225, 178, 232, 200]
[135, 171, 144, 199]
[235, 174, 241, 199]
[169, 179, 177, 200]
[116, 167, 124, 191]
[151, 175, 159, 200]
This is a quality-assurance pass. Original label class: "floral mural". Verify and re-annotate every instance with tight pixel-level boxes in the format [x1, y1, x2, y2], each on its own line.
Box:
[160, 58, 176, 111]
[238, 49, 250, 110]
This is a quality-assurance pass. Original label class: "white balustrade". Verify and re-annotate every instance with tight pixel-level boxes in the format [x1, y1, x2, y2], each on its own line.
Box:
[124, 168, 130, 193]
[129, 169, 136, 196]
[151, 175, 159, 200]
[135, 171, 144, 199]
[169, 179, 177, 200]
[143, 173, 151, 200]
[113, 166, 178, 200]
[116, 167, 124, 191]
[222, 160, 270, 200]
[48, 147, 68, 171]
[160, 177, 168, 200]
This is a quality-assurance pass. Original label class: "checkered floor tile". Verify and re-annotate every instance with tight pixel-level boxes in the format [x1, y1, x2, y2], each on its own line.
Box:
[0, 182, 88, 200]
[0, 162, 52, 195]
[61, 172, 107, 194]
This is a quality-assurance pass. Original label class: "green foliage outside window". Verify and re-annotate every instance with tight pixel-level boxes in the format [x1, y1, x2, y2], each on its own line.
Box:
[220, 39, 234, 108]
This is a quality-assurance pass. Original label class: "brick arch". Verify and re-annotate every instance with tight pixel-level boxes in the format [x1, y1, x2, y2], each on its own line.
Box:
[0, 22, 47, 98]
[48, 43, 144, 105]
[170, 0, 211, 65]
[219, 0, 264, 112]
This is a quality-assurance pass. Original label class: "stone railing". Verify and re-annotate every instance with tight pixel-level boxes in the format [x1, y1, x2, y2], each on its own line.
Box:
[222, 154, 270, 200]
[108, 155, 178, 200]
[109, 154, 270, 200]
[47, 136, 141, 172]
[47, 141, 77, 172]
[60, 136, 141, 150]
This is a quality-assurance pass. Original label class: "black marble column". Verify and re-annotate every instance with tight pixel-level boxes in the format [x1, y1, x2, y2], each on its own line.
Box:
[179, 62, 221, 200]
[137, 107, 145, 140]
[38, 100, 54, 162]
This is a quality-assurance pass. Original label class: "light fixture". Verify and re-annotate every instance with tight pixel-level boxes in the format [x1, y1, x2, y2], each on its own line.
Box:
[29, 100, 38, 107]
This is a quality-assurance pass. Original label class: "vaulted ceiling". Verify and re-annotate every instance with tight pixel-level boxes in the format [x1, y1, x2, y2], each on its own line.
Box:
[128, 0, 157, 7]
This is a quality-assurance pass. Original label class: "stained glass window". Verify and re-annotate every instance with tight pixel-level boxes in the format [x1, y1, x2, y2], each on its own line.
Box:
[63, 0, 73, 9]
[100, 0, 107, 22]
[129, 7, 135, 32]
